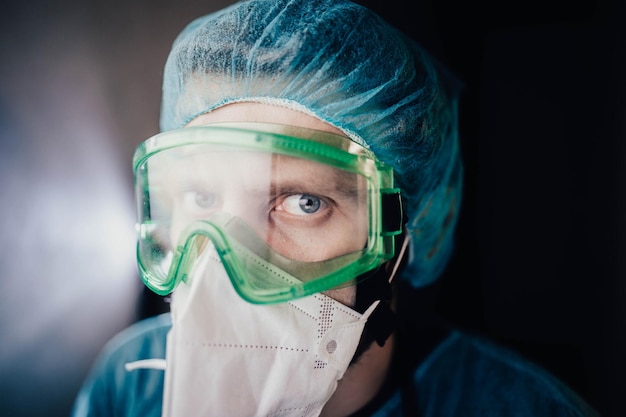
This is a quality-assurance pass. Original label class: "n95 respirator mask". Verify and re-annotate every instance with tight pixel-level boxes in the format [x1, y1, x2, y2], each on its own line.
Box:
[162, 244, 378, 417]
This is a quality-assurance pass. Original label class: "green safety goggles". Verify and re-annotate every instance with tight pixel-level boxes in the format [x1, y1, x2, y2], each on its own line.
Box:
[133, 122, 403, 304]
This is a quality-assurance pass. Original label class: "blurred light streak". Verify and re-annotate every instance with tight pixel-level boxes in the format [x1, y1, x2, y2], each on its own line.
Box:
[0, 10, 141, 416]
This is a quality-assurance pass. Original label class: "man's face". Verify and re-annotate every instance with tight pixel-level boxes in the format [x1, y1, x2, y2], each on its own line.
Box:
[166, 102, 367, 306]
[163, 150, 368, 263]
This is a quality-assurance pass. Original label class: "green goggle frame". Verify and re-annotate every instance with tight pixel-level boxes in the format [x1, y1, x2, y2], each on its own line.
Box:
[133, 122, 402, 304]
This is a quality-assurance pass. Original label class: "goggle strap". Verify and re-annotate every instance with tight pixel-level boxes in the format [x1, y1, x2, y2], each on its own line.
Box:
[381, 189, 404, 235]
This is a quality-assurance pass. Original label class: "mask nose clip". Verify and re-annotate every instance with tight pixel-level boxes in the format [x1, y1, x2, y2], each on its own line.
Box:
[169, 213, 241, 287]
[167, 213, 303, 303]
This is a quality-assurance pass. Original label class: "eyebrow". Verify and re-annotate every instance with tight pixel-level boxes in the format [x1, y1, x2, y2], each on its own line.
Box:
[270, 170, 361, 199]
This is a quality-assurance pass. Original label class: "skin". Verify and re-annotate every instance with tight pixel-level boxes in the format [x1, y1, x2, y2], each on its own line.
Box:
[163, 135, 368, 263]
[186, 102, 395, 416]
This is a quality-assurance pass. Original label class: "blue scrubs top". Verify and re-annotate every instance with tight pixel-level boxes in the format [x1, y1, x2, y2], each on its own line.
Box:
[71, 312, 599, 417]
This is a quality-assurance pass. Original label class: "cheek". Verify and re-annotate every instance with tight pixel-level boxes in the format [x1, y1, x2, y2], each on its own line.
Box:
[169, 205, 188, 248]
[317, 213, 369, 258]
[268, 201, 369, 262]
[267, 220, 368, 262]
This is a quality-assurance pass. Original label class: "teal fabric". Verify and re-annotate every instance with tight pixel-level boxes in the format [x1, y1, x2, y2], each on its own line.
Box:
[370, 331, 600, 417]
[70, 313, 599, 417]
[71, 315, 170, 417]
[159, 0, 463, 288]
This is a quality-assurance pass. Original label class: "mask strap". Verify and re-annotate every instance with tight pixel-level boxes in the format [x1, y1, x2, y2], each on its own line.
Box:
[387, 232, 410, 284]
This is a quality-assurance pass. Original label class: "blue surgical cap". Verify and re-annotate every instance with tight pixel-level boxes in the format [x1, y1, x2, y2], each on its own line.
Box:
[160, 0, 463, 287]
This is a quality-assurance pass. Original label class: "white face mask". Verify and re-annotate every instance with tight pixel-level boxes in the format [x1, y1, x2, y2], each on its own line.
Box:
[162, 247, 378, 417]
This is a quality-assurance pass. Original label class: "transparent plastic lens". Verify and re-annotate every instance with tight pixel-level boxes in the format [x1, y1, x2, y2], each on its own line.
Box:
[134, 124, 397, 303]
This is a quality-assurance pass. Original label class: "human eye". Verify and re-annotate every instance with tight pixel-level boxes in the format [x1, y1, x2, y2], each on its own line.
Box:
[181, 189, 218, 214]
[277, 193, 327, 216]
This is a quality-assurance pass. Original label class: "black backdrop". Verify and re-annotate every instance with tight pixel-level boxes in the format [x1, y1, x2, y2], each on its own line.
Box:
[355, 1, 625, 415]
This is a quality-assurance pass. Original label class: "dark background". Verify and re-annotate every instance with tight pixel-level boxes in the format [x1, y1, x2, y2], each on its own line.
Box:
[0, 0, 623, 416]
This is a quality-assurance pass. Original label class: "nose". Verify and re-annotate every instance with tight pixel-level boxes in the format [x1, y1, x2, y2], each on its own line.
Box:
[219, 188, 268, 239]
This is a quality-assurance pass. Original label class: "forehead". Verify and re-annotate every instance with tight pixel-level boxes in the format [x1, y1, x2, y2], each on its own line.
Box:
[186, 102, 346, 137]
[158, 147, 362, 196]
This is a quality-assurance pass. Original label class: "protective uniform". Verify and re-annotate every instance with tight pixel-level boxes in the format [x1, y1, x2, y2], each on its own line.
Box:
[71, 290, 598, 417]
[71, 0, 599, 415]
